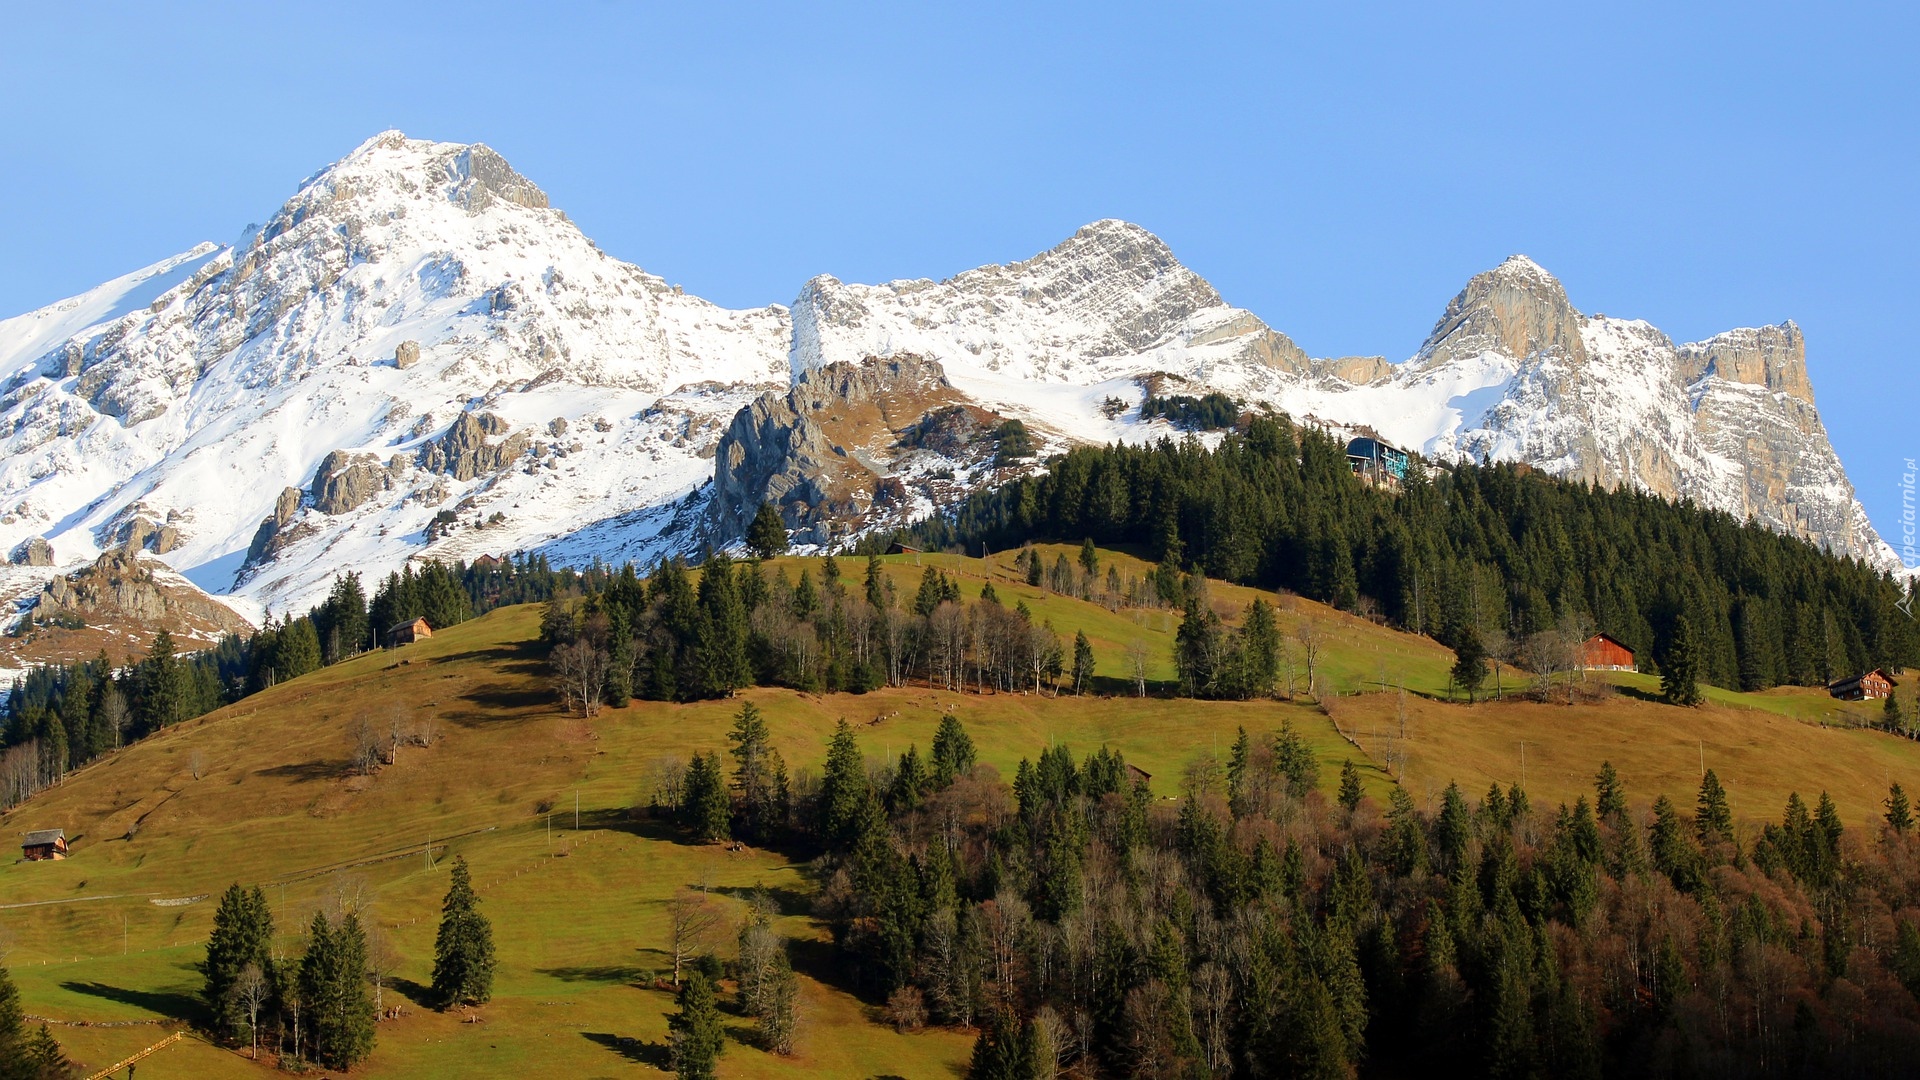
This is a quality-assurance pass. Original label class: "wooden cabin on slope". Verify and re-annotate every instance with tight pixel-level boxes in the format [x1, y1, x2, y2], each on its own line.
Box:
[1828, 670, 1896, 701]
[388, 617, 432, 647]
[1580, 634, 1637, 672]
[21, 829, 67, 861]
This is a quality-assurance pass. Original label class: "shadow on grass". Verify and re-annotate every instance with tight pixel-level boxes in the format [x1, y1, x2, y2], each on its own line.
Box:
[59, 980, 206, 1025]
[714, 883, 813, 917]
[388, 977, 437, 1009]
[254, 760, 345, 783]
[538, 964, 650, 986]
[583, 1031, 670, 1067]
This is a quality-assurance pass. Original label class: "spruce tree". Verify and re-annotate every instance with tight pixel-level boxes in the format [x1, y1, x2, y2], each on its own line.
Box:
[930, 714, 975, 788]
[1696, 769, 1733, 848]
[1593, 761, 1627, 824]
[682, 752, 731, 842]
[1887, 782, 1914, 836]
[1242, 598, 1280, 697]
[728, 701, 781, 840]
[745, 501, 789, 560]
[277, 618, 323, 680]
[1450, 629, 1487, 702]
[1662, 615, 1704, 706]
[818, 720, 869, 850]
[138, 629, 186, 733]
[0, 962, 31, 1080]
[204, 883, 276, 1040]
[431, 856, 497, 1008]
[669, 972, 726, 1079]
[1885, 688, 1906, 731]
[1070, 631, 1095, 695]
[1338, 759, 1363, 812]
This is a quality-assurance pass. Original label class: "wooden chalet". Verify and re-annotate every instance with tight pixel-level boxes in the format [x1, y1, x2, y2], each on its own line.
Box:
[885, 542, 924, 555]
[21, 829, 67, 861]
[1828, 669, 1897, 701]
[1580, 633, 1636, 672]
[1125, 763, 1153, 786]
[388, 617, 432, 646]
[470, 553, 504, 572]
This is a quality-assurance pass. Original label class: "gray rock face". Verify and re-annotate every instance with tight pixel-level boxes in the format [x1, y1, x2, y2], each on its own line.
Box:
[394, 339, 420, 370]
[417, 411, 529, 481]
[10, 536, 53, 566]
[309, 449, 392, 515]
[710, 354, 985, 547]
[244, 485, 307, 570]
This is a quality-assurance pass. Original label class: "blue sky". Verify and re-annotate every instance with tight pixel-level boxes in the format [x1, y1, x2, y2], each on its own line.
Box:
[3, 3, 1915, 554]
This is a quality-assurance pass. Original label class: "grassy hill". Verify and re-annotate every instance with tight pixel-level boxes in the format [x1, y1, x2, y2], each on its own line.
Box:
[0, 549, 1913, 1077]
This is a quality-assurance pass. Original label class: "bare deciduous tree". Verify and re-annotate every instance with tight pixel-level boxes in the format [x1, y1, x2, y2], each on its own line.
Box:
[1295, 619, 1326, 698]
[552, 637, 608, 718]
[352, 716, 383, 776]
[188, 748, 207, 781]
[664, 888, 720, 986]
[1126, 639, 1149, 698]
[234, 962, 270, 1059]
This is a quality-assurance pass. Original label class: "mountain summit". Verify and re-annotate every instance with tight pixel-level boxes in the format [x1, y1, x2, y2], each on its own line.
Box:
[0, 133, 1899, 657]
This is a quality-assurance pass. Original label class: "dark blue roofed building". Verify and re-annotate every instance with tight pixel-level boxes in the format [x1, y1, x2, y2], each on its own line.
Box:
[1346, 436, 1410, 486]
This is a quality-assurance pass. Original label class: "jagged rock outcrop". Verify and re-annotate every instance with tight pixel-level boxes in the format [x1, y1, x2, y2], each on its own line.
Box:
[310, 449, 392, 515]
[1678, 323, 1815, 402]
[244, 486, 307, 569]
[32, 550, 251, 635]
[417, 411, 529, 481]
[10, 536, 52, 566]
[394, 339, 420, 370]
[710, 354, 996, 546]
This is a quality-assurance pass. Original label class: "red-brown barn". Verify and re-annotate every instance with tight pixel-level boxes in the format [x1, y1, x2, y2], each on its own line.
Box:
[1581, 634, 1636, 672]
[388, 617, 432, 646]
[21, 829, 67, 861]
[1828, 670, 1896, 701]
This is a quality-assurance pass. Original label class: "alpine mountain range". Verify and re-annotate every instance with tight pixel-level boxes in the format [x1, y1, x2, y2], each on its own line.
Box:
[0, 131, 1902, 647]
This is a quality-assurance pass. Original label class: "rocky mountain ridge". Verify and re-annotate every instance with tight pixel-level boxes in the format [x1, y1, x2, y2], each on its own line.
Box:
[0, 132, 1900, 669]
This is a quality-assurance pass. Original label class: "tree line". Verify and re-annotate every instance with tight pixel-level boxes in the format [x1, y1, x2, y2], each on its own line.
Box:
[657, 705, 1920, 1077]
[903, 418, 1920, 695]
[1, 553, 590, 810]
[541, 552, 1148, 714]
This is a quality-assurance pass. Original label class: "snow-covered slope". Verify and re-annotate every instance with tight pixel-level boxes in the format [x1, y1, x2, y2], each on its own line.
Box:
[794, 236, 1903, 572]
[0, 132, 789, 622]
[0, 135, 1900, 640]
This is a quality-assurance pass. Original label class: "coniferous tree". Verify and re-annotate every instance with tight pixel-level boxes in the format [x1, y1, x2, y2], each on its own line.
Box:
[1662, 615, 1704, 706]
[930, 714, 975, 788]
[669, 972, 726, 1079]
[1450, 629, 1487, 702]
[431, 855, 496, 1009]
[728, 701, 784, 841]
[1594, 761, 1627, 824]
[746, 501, 789, 560]
[818, 720, 869, 850]
[277, 618, 322, 681]
[204, 883, 276, 1040]
[0, 962, 35, 1080]
[1885, 687, 1906, 731]
[1070, 631, 1095, 695]
[1696, 769, 1734, 848]
[137, 629, 186, 733]
[682, 752, 732, 842]
[1242, 598, 1280, 697]
[300, 910, 375, 1069]
[1338, 759, 1363, 812]
[1887, 782, 1914, 836]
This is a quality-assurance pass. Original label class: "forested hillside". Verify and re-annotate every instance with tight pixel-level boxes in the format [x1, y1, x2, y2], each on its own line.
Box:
[909, 418, 1919, 692]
